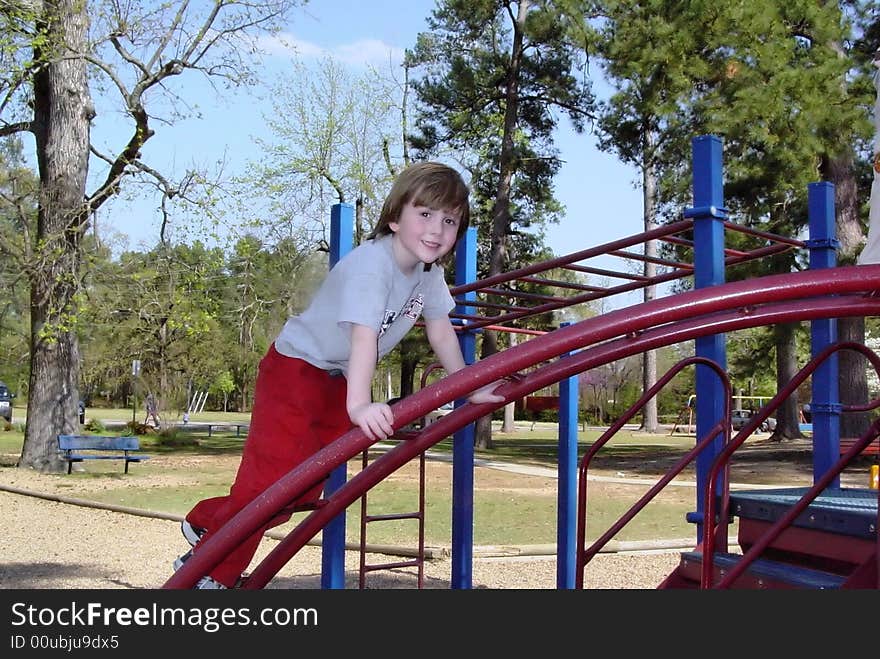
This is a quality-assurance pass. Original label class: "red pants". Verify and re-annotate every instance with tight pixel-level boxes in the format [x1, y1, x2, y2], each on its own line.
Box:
[185, 344, 350, 586]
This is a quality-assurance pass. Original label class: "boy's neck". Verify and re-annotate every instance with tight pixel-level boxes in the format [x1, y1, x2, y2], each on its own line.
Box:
[389, 234, 421, 275]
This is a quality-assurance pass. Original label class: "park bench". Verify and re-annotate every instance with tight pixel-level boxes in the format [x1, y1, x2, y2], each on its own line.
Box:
[57, 434, 150, 474]
[838, 437, 880, 457]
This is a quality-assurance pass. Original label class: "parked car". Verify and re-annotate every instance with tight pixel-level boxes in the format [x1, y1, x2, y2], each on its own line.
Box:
[731, 408, 777, 432]
[0, 381, 14, 423]
[423, 401, 454, 427]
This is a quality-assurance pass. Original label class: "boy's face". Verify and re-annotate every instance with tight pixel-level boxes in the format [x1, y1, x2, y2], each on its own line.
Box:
[388, 200, 461, 270]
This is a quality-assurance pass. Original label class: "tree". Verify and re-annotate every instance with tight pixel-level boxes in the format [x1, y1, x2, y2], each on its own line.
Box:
[0, 0, 305, 472]
[222, 235, 327, 411]
[580, 1, 876, 440]
[409, 0, 595, 448]
[0, 138, 33, 396]
[243, 57, 407, 245]
[692, 1, 874, 439]
[210, 370, 235, 413]
[815, 1, 878, 439]
[580, 0, 724, 433]
[233, 54, 430, 405]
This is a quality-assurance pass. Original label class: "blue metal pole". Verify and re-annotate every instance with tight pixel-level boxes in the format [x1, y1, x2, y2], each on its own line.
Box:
[683, 135, 728, 540]
[807, 182, 840, 487]
[557, 321, 578, 589]
[451, 227, 477, 589]
[321, 202, 354, 588]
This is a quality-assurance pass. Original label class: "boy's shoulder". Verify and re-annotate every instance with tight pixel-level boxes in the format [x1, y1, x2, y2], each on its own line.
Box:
[332, 237, 394, 278]
[350, 235, 397, 263]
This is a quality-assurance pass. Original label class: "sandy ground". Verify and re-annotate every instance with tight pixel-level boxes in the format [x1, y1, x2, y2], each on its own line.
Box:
[0, 488, 683, 590]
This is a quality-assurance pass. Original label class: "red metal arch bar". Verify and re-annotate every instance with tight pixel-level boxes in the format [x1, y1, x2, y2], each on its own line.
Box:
[163, 264, 880, 589]
[240, 292, 880, 589]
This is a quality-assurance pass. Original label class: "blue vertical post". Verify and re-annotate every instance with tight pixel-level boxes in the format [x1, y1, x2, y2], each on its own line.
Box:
[321, 202, 354, 588]
[451, 227, 477, 589]
[807, 182, 840, 487]
[557, 321, 579, 589]
[683, 135, 728, 540]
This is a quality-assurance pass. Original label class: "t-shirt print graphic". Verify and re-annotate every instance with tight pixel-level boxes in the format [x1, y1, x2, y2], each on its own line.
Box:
[378, 294, 423, 338]
[379, 309, 396, 337]
[401, 294, 424, 320]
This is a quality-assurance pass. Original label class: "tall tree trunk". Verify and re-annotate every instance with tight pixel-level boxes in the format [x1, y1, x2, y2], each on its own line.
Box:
[772, 323, 802, 441]
[475, 0, 530, 450]
[502, 332, 517, 432]
[475, 332, 497, 449]
[19, 1, 92, 472]
[157, 319, 168, 429]
[640, 131, 658, 433]
[823, 29, 870, 439]
[824, 152, 869, 438]
[399, 354, 418, 398]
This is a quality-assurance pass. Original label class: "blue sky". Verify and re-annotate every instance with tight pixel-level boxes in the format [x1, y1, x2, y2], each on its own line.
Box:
[96, 0, 644, 260]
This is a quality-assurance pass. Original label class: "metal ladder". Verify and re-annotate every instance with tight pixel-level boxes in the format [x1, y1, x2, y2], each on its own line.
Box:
[357, 429, 427, 588]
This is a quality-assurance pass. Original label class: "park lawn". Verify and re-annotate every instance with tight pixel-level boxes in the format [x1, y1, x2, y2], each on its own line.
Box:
[0, 418, 698, 547]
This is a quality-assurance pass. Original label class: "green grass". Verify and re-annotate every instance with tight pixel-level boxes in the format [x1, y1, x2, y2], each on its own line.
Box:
[0, 413, 699, 547]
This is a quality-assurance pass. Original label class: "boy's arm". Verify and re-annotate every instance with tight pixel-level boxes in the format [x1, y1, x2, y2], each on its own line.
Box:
[424, 318, 505, 404]
[347, 323, 394, 440]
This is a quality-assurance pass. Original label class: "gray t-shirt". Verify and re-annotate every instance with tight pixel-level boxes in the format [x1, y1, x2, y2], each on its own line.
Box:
[274, 234, 456, 373]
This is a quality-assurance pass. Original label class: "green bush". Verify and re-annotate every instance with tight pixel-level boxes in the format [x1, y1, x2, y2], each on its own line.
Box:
[538, 409, 558, 423]
[125, 421, 154, 435]
[83, 418, 106, 433]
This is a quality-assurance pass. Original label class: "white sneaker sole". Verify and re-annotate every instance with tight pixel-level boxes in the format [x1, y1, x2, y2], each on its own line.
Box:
[173, 550, 191, 572]
[181, 520, 206, 546]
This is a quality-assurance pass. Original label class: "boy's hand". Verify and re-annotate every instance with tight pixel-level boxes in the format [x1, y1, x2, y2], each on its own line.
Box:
[348, 402, 395, 441]
[466, 381, 505, 405]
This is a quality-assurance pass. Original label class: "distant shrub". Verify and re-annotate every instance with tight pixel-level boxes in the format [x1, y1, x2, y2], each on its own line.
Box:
[538, 409, 558, 423]
[125, 421, 153, 435]
[83, 418, 106, 433]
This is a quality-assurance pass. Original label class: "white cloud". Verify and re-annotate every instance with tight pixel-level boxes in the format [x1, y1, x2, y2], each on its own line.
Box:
[335, 39, 405, 67]
[258, 33, 404, 68]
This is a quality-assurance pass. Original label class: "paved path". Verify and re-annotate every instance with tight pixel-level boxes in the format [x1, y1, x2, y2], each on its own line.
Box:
[374, 442, 787, 490]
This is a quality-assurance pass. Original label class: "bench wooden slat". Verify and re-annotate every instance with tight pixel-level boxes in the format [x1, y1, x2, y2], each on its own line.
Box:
[839, 437, 880, 456]
[64, 454, 149, 460]
[57, 434, 150, 474]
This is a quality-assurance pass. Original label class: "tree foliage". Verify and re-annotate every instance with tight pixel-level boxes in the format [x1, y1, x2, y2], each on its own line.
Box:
[0, 0, 305, 471]
[580, 0, 877, 438]
[409, 0, 594, 276]
[408, 0, 596, 447]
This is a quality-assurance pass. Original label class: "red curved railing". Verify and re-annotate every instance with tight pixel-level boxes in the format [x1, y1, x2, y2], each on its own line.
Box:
[701, 342, 880, 588]
[575, 356, 733, 589]
[163, 264, 880, 589]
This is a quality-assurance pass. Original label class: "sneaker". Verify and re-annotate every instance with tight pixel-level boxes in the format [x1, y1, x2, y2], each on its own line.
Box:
[173, 549, 192, 572]
[181, 519, 207, 547]
[195, 576, 227, 590]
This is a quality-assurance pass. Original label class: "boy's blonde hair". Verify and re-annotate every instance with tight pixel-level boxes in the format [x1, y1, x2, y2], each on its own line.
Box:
[368, 162, 471, 243]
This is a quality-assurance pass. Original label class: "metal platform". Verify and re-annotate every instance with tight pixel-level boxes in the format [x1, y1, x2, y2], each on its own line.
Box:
[679, 551, 847, 589]
[730, 487, 878, 540]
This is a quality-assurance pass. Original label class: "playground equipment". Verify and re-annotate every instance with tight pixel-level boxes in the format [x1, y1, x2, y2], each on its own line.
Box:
[356, 365, 442, 588]
[164, 135, 879, 590]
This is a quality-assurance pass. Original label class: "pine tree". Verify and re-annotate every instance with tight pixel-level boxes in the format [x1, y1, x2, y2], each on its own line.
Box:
[408, 0, 595, 447]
